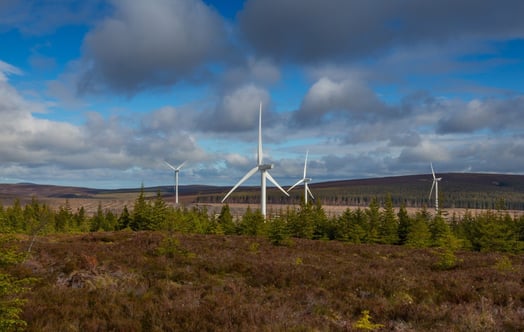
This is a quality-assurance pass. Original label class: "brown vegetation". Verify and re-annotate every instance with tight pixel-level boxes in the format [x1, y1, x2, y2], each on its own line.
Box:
[12, 231, 524, 331]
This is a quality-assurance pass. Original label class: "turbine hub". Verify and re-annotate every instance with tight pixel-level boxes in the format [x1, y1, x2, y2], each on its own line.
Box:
[304, 178, 312, 183]
[259, 164, 273, 171]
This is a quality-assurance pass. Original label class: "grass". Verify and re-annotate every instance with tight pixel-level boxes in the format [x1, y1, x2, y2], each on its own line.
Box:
[10, 231, 524, 331]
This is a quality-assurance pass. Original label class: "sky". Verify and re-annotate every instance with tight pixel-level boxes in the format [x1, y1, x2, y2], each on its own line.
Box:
[0, 0, 524, 189]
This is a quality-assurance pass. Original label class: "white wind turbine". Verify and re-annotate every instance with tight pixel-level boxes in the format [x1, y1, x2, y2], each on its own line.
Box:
[221, 102, 289, 217]
[165, 160, 186, 204]
[287, 150, 314, 204]
[429, 162, 442, 213]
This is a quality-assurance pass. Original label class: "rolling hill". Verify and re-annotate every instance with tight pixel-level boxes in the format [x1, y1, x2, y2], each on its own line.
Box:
[2, 172, 524, 211]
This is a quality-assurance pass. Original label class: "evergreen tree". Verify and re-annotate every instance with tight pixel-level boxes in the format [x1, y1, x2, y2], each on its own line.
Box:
[6, 199, 24, 233]
[0, 235, 34, 330]
[267, 215, 290, 245]
[397, 204, 411, 245]
[405, 209, 432, 248]
[334, 208, 353, 241]
[74, 207, 88, 232]
[365, 198, 380, 243]
[239, 207, 264, 236]
[379, 194, 399, 244]
[151, 191, 167, 230]
[429, 215, 451, 247]
[218, 204, 236, 235]
[89, 202, 105, 232]
[103, 210, 117, 231]
[131, 185, 153, 231]
[311, 200, 330, 240]
[55, 201, 73, 232]
[117, 205, 131, 230]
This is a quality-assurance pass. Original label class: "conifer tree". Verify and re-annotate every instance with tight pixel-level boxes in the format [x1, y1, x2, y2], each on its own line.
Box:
[239, 207, 264, 236]
[405, 209, 432, 248]
[0, 235, 33, 330]
[397, 203, 411, 245]
[379, 194, 399, 244]
[151, 191, 167, 230]
[218, 204, 236, 235]
[89, 202, 106, 232]
[117, 205, 131, 230]
[131, 185, 153, 231]
[365, 198, 380, 243]
[74, 207, 88, 232]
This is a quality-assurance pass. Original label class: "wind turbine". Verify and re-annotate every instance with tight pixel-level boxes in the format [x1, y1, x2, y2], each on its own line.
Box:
[287, 150, 314, 204]
[429, 162, 442, 213]
[221, 102, 289, 217]
[165, 160, 186, 204]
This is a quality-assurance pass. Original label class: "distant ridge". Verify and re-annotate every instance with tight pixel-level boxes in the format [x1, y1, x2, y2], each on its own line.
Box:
[2, 173, 524, 210]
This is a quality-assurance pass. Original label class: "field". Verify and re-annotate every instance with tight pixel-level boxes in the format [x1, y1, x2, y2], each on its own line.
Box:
[10, 231, 524, 331]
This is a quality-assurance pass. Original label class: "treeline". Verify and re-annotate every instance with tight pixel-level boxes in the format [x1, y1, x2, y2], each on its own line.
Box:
[1, 190, 524, 254]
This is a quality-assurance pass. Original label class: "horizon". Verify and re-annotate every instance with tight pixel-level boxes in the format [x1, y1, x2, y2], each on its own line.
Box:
[1, 1, 524, 189]
[3, 170, 524, 191]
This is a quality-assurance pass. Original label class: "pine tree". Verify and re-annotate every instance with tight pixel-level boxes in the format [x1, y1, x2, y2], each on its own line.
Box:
[131, 185, 153, 231]
[365, 198, 380, 243]
[405, 210, 432, 248]
[379, 194, 399, 244]
[397, 203, 411, 245]
[90, 202, 106, 232]
[239, 207, 264, 236]
[218, 204, 236, 235]
[0, 235, 34, 330]
[117, 205, 131, 230]
[151, 191, 167, 230]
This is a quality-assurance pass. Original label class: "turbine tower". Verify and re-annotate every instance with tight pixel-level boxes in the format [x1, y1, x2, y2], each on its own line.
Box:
[287, 150, 314, 204]
[222, 102, 289, 217]
[165, 160, 186, 204]
[429, 162, 442, 213]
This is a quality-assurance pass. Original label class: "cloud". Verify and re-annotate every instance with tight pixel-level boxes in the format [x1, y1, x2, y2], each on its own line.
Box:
[239, 0, 524, 63]
[78, 0, 230, 94]
[200, 84, 270, 132]
[437, 97, 524, 134]
[292, 77, 394, 126]
[0, 62, 210, 186]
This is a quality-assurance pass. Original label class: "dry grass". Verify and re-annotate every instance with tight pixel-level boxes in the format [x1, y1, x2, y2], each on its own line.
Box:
[11, 231, 524, 331]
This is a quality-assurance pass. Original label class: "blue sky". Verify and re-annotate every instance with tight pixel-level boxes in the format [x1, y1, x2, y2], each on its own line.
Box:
[0, 0, 523, 189]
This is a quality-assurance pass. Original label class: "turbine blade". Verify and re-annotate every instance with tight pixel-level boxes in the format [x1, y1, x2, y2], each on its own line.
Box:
[221, 166, 259, 202]
[303, 150, 309, 178]
[176, 161, 187, 171]
[287, 178, 305, 192]
[306, 184, 315, 200]
[429, 180, 435, 200]
[430, 162, 436, 180]
[164, 161, 177, 171]
[266, 172, 290, 196]
[258, 102, 263, 165]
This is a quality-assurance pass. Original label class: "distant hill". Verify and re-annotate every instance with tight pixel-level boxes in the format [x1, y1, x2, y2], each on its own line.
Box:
[195, 173, 524, 211]
[1, 173, 524, 210]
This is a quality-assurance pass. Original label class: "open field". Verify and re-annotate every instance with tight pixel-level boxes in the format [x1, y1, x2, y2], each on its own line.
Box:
[9, 231, 524, 331]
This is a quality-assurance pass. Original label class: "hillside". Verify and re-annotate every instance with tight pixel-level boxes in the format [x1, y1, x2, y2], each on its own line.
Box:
[2, 172, 524, 211]
[195, 173, 524, 210]
[7, 231, 523, 331]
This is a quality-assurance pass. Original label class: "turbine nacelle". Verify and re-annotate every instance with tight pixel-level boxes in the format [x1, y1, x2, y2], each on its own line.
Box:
[258, 164, 273, 171]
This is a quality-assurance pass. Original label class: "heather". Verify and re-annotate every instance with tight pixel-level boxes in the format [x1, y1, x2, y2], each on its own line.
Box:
[1, 190, 524, 330]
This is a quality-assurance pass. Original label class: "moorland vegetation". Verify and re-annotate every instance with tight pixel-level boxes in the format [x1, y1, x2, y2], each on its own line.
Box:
[1, 187, 524, 330]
